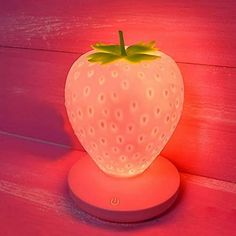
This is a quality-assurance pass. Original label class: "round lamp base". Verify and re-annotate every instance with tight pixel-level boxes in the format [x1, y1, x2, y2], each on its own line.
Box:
[68, 154, 180, 223]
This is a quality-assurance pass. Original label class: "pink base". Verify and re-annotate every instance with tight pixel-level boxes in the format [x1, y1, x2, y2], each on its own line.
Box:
[68, 154, 180, 223]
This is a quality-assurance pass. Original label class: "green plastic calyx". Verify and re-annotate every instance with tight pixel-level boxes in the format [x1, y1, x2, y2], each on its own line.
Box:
[87, 31, 160, 64]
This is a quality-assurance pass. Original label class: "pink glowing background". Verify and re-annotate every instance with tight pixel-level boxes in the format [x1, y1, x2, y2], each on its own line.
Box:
[0, 0, 235, 181]
[0, 0, 236, 235]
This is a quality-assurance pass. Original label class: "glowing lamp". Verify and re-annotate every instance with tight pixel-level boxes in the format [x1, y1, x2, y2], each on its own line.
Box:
[65, 31, 184, 222]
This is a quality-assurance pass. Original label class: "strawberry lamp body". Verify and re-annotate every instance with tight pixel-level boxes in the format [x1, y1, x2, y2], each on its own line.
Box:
[65, 50, 184, 178]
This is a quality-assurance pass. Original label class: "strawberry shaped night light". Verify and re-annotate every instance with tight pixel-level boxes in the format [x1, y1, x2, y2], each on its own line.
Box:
[66, 31, 184, 222]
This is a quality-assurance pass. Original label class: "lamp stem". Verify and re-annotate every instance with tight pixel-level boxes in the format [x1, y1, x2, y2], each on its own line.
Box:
[119, 30, 127, 56]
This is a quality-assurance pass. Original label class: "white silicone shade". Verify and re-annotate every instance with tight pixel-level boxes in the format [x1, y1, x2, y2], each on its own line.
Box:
[65, 51, 184, 177]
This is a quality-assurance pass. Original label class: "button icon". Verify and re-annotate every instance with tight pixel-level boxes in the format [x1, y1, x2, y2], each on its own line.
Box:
[110, 196, 120, 206]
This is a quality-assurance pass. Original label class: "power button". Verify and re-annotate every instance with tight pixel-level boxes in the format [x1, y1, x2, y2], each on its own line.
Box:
[110, 196, 120, 206]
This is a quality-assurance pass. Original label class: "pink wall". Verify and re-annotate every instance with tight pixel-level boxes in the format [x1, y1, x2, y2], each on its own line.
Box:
[0, 0, 235, 182]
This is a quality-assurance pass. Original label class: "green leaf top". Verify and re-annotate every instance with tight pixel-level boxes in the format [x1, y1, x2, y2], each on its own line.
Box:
[126, 41, 157, 55]
[92, 43, 121, 55]
[87, 31, 160, 64]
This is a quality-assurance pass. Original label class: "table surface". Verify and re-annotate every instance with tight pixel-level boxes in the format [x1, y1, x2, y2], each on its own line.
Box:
[0, 1, 235, 235]
[1, 133, 236, 236]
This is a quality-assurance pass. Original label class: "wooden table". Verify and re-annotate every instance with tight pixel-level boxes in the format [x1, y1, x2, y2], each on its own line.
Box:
[0, 1, 235, 235]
